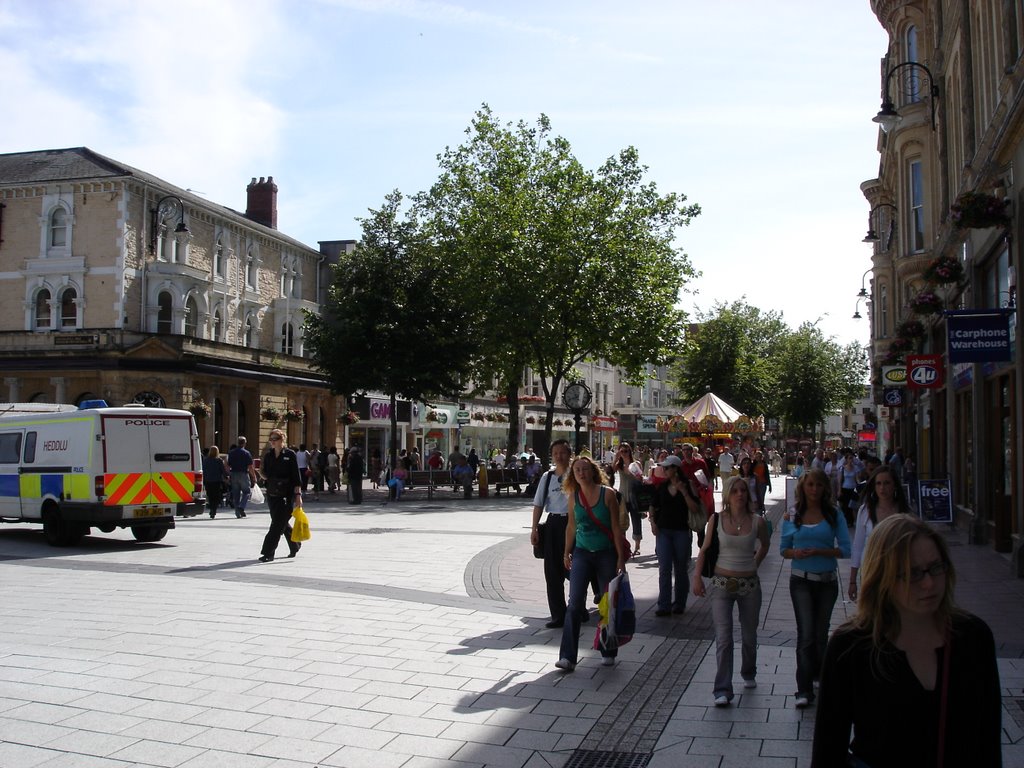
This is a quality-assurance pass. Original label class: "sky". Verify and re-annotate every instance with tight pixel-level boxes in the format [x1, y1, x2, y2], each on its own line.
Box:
[0, 0, 889, 348]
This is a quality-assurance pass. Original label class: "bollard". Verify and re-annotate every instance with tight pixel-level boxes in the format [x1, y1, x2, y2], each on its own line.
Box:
[479, 464, 489, 497]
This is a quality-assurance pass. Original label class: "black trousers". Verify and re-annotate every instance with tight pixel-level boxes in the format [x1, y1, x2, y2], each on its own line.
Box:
[542, 514, 570, 623]
[261, 495, 298, 558]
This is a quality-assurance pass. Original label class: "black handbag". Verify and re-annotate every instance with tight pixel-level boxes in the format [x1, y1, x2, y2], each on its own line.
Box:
[700, 513, 720, 578]
[533, 519, 547, 559]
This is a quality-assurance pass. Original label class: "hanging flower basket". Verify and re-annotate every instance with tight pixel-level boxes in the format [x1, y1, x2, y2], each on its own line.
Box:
[494, 413, 508, 423]
[909, 290, 943, 315]
[485, 413, 497, 422]
[889, 336, 916, 354]
[425, 411, 440, 423]
[894, 319, 926, 339]
[186, 400, 211, 419]
[525, 415, 537, 424]
[283, 408, 304, 422]
[338, 410, 359, 425]
[610, 410, 621, 417]
[950, 191, 1010, 229]
[539, 416, 548, 425]
[922, 255, 964, 284]
[552, 418, 563, 426]
[472, 412, 485, 421]
[260, 407, 282, 422]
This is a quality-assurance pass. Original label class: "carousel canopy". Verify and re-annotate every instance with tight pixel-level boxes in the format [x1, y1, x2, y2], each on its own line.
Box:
[678, 392, 744, 424]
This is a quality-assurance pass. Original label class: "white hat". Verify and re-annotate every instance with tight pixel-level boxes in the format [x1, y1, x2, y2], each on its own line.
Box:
[660, 455, 683, 468]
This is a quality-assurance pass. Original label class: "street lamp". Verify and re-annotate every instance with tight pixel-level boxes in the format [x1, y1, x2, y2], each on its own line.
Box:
[862, 203, 898, 243]
[856, 267, 874, 299]
[853, 296, 868, 320]
[873, 61, 939, 133]
[562, 382, 592, 455]
[149, 195, 190, 253]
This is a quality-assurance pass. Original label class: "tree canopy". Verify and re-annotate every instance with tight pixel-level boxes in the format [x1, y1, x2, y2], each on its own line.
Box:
[416, 105, 701, 458]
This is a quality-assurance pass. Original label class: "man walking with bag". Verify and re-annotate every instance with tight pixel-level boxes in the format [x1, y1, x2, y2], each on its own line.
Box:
[530, 439, 574, 629]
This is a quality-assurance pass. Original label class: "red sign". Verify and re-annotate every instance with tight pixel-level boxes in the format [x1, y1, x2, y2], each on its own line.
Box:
[907, 354, 944, 390]
[591, 416, 618, 432]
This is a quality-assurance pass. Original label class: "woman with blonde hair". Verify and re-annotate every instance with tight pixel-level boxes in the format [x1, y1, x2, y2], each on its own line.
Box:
[779, 468, 851, 708]
[556, 455, 627, 672]
[812, 515, 1000, 767]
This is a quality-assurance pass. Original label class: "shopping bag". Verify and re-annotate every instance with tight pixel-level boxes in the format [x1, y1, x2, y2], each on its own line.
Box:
[290, 506, 311, 542]
[593, 572, 635, 651]
[248, 483, 265, 505]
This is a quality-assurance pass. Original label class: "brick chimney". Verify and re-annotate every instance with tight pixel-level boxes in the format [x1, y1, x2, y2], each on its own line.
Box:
[245, 176, 278, 229]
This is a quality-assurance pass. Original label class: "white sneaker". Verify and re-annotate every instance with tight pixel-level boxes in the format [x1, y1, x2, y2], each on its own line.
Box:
[554, 658, 575, 672]
[713, 695, 730, 707]
[743, 679, 757, 689]
[601, 657, 615, 667]
[794, 694, 811, 708]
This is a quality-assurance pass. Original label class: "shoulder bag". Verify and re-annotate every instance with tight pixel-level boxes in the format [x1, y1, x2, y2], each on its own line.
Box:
[533, 471, 556, 559]
[700, 513, 720, 578]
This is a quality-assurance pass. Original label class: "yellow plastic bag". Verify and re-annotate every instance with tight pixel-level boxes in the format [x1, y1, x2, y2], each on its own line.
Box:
[290, 506, 311, 542]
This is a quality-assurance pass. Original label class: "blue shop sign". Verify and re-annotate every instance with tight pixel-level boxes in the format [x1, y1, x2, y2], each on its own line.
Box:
[946, 310, 1012, 364]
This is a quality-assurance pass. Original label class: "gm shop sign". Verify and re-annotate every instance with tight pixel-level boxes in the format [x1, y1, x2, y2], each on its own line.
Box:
[907, 354, 944, 390]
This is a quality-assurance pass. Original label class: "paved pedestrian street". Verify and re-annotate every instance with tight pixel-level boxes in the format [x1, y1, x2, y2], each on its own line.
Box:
[1, 482, 1022, 767]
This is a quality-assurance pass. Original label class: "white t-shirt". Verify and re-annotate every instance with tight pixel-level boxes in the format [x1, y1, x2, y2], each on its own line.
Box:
[718, 452, 735, 475]
[533, 470, 568, 515]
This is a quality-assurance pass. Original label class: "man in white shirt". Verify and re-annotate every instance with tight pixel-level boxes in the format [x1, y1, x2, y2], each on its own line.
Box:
[531, 439, 574, 629]
[493, 450, 506, 469]
[717, 449, 735, 478]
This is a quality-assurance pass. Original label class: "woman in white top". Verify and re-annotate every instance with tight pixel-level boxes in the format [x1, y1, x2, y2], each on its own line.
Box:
[848, 465, 910, 600]
[612, 443, 645, 556]
[692, 475, 771, 707]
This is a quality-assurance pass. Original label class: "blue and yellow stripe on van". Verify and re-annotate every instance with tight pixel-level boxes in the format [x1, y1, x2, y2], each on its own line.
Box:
[0, 470, 92, 501]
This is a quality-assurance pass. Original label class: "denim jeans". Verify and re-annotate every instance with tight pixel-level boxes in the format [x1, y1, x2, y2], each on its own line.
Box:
[559, 546, 617, 664]
[230, 472, 251, 512]
[710, 579, 761, 699]
[655, 528, 691, 611]
[789, 575, 838, 697]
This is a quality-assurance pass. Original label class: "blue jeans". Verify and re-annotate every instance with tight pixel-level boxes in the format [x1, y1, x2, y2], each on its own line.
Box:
[789, 575, 838, 697]
[655, 528, 691, 611]
[710, 579, 761, 699]
[230, 472, 251, 512]
[559, 546, 617, 664]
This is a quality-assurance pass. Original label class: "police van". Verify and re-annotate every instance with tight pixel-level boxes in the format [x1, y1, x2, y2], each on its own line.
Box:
[0, 401, 205, 546]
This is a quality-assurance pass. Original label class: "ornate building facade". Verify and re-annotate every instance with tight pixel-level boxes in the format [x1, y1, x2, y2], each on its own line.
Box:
[0, 147, 343, 451]
[862, 2, 1023, 571]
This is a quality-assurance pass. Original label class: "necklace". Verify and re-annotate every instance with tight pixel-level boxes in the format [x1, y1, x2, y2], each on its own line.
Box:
[726, 512, 744, 532]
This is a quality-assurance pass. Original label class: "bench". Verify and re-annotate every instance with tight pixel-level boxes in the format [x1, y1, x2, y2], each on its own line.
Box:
[489, 468, 526, 496]
[401, 469, 473, 499]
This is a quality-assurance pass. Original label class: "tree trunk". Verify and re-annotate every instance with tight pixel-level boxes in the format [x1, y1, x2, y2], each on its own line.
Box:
[505, 386, 520, 463]
[389, 391, 399, 471]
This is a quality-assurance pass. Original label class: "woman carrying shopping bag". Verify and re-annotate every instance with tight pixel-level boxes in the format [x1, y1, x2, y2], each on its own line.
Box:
[258, 429, 303, 562]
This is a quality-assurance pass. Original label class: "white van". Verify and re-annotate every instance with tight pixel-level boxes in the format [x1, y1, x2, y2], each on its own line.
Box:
[0, 401, 205, 546]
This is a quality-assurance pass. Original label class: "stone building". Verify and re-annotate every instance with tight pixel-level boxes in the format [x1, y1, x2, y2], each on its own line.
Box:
[862, 2, 1023, 570]
[0, 147, 343, 452]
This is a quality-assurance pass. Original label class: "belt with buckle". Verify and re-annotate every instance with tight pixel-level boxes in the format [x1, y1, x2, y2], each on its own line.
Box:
[710, 575, 759, 594]
[791, 568, 837, 583]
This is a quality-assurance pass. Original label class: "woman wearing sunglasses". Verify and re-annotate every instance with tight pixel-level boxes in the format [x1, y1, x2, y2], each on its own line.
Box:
[258, 429, 302, 562]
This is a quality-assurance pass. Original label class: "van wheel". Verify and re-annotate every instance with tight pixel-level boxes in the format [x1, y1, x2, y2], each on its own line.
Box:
[42, 509, 84, 547]
[132, 525, 168, 543]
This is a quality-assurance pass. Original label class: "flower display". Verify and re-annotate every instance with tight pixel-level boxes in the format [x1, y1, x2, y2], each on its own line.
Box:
[338, 410, 360, 425]
[283, 407, 304, 422]
[525, 415, 537, 424]
[894, 319, 926, 338]
[260, 406, 281, 421]
[186, 400, 211, 419]
[889, 336, 916, 354]
[909, 290, 943, 315]
[472, 411, 485, 421]
[922, 255, 964, 284]
[950, 191, 1010, 229]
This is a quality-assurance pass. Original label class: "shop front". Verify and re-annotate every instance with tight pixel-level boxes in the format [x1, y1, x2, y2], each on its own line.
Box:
[345, 395, 412, 461]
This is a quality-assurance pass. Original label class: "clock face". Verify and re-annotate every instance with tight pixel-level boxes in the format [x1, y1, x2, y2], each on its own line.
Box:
[563, 383, 592, 411]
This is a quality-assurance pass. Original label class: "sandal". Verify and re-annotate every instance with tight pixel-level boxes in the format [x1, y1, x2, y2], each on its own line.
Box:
[632, 546, 641, 557]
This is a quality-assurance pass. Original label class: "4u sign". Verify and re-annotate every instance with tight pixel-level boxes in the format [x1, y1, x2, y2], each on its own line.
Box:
[907, 354, 944, 390]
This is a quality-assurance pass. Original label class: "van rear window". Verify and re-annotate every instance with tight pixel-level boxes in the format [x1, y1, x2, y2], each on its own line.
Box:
[155, 453, 190, 462]
[0, 433, 22, 464]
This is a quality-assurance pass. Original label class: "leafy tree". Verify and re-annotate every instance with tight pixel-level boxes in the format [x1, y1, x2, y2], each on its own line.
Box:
[417, 105, 701, 461]
[674, 300, 788, 415]
[773, 323, 868, 435]
[304, 191, 476, 468]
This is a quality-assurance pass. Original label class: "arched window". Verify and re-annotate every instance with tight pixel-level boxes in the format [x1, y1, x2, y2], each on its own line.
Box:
[244, 315, 254, 347]
[213, 309, 223, 341]
[905, 25, 920, 102]
[59, 287, 77, 328]
[50, 209, 67, 248]
[184, 296, 199, 338]
[35, 289, 51, 329]
[281, 323, 294, 355]
[157, 291, 173, 334]
[213, 238, 224, 278]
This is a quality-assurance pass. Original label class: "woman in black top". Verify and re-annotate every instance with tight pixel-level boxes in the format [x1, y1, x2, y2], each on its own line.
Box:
[812, 515, 1001, 767]
[649, 455, 693, 617]
[258, 429, 302, 562]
